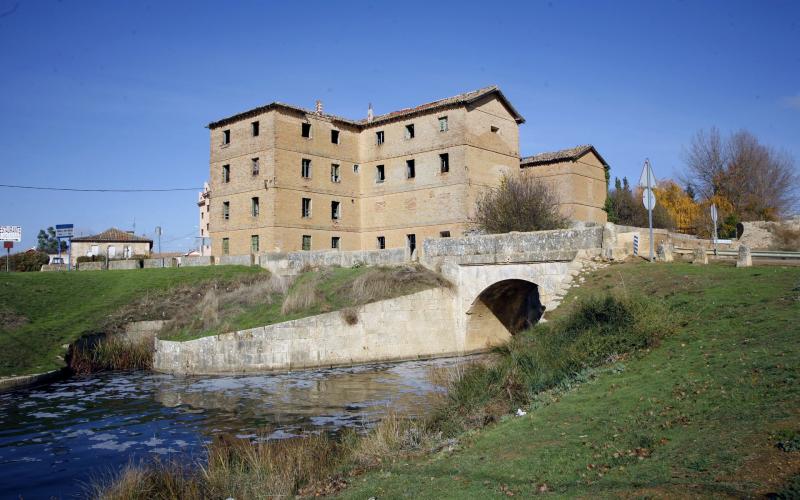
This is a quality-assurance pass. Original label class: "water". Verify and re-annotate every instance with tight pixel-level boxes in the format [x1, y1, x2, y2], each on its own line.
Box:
[0, 356, 471, 499]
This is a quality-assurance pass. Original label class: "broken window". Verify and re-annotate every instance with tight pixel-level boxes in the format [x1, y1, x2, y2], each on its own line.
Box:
[407, 234, 416, 255]
[222, 201, 230, 220]
[301, 197, 311, 218]
[222, 129, 231, 144]
[440, 153, 449, 173]
[331, 236, 340, 249]
[376, 130, 384, 145]
[405, 124, 415, 139]
[376, 165, 385, 183]
[252, 121, 259, 137]
[406, 159, 415, 179]
[439, 116, 448, 132]
[440, 231, 451, 238]
[252, 157, 259, 175]
[302, 235, 311, 251]
[301, 158, 312, 178]
[251, 235, 260, 253]
[331, 129, 340, 144]
[301, 122, 311, 138]
[251, 197, 259, 217]
[222, 238, 230, 255]
[222, 164, 230, 183]
[377, 236, 386, 250]
[331, 164, 340, 183]
[331, 201, 341, 220]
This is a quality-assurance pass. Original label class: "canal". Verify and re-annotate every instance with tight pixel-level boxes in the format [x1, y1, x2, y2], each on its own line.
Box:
[0, 356, 472, 498]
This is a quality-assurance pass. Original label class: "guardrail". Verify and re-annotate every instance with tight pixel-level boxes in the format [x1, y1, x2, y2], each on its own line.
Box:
[675, 248, 800, 260]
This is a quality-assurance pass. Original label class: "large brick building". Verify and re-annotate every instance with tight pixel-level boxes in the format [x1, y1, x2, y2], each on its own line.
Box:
[202, 86, 608, 257]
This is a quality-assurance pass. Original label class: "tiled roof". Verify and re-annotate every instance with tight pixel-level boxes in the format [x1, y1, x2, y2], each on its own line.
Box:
[520, 144, 608, 167]
[207, 85, 525, 129]
[71, 228, 153, 243]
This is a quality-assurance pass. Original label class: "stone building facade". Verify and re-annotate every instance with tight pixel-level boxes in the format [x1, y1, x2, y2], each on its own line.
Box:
[204, 86, 608, 257]
[70, 228, 152, 265]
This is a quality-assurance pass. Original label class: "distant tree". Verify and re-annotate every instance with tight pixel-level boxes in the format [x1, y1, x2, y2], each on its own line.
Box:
[0, 250, 50, 272]
[473, 173, 569, 233]
[684, 128, 798, 221]
[36, 227, 67, 254]
[654, 180, 700, 233]
[607, 177, 674, 229]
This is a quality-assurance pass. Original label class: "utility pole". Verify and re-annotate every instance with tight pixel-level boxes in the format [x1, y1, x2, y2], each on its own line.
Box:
[155, 226, 162, 256]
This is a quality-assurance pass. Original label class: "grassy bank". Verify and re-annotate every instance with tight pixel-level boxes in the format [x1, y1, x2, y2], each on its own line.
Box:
[0, 266, 263, 377]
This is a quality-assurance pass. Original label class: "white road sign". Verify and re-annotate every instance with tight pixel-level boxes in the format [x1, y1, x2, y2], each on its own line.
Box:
[0, 225, 22, 242]
[638, 162, 658, 188]
[642, 188, 657, 210]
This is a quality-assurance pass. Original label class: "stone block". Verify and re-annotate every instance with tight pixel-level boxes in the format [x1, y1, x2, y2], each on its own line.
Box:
[182, 256, 214, 267]
[736, 245, 752, 268]
[77, 261, 104, 271]
[692, 247, 708, 265]
[109, 259, 140, 270]
[657, 242, 674, 262]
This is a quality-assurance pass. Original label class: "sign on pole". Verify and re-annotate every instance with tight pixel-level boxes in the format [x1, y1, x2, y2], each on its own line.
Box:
[642, 188, 657, 211]
[0, 225, 22, 242]
[710, 204, 719, 253]
[55, 224, 74, 239]
[638, 160, 657, 262]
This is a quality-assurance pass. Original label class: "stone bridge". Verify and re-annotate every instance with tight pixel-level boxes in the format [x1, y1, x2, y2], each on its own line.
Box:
[421, 225, 609, 353]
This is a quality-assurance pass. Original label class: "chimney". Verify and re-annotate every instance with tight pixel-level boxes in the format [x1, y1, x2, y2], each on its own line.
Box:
[367, 103, 374, 122]
[315, 100, 323, 114]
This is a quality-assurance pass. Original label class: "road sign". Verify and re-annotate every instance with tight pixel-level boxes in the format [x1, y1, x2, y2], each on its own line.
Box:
[3, 241, 12, 249]
[0, 225, 21, 242]
[642, 188, 657, 210]
[710, 204, 718, 224]
[56, 224, 74, 239]
[638, 162, 658, 188]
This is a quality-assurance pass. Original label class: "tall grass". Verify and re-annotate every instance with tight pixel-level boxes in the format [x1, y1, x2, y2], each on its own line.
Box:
[348, 265, 452, 304]
[68, 335, 154, 374]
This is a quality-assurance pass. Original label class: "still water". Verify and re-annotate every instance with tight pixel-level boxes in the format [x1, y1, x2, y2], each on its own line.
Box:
[0, 356, 471, 499]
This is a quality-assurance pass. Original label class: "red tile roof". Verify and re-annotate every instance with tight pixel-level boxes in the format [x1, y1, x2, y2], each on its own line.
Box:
[520, 144, 608, 168]
[71, 228, 153, 244]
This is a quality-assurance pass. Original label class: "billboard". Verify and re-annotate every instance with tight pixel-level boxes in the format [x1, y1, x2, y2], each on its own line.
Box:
[56, 224, 74, 239]
[0, 225, 22, 242]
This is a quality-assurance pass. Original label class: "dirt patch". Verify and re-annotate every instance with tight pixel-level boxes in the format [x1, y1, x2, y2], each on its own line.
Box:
[0, 306, 28, 330]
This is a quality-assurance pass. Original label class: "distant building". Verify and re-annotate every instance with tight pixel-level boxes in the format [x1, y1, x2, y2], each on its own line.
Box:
[197, 182, 212, 256]
[70, 228, 153, 265]
[203, 86, 609, 257]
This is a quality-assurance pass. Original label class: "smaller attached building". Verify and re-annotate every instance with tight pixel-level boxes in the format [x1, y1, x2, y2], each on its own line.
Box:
[70, 228, 153, 265]
[520, 144, 609, 224]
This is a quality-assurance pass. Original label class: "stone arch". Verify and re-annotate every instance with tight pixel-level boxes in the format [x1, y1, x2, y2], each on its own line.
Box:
[464, 279, 544, 352]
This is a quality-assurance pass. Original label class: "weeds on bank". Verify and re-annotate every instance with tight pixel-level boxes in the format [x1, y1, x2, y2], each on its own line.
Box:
[68, 336, 154, 374]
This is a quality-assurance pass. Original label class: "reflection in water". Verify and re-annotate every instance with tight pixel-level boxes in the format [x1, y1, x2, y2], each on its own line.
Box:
[0, 356, 475, 499]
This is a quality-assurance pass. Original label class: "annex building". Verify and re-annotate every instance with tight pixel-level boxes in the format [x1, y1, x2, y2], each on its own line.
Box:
[202, 86, 609, 257]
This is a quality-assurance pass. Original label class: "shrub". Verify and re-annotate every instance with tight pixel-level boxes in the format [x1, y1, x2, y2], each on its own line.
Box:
[68, 334, 153, 374]
[281, 274, 324, 315]
[473, 173, 569, 233]
[0, 250, 50, 272]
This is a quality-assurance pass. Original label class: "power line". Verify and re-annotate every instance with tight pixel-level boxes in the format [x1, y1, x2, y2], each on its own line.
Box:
[0, 184, 201, 192]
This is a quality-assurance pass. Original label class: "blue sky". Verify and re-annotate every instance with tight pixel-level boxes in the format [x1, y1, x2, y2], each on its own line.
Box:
[1, 0, 798, 251]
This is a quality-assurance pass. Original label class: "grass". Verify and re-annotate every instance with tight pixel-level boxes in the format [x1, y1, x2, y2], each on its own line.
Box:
[0, 266, 263, 377]
[68, 335, 155, 374]
[338, 262, 800, 498]
[160, 265, 450, 341]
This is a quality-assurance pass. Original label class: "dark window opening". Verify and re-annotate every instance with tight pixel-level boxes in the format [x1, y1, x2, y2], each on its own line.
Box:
[301, 198, 311, 218]
[251, 235, 260, 253]
[252, 121, 260, 136]
[222, 237, 230, 254]
[440, 231, 451, 238]
[406, 159, 415, 179]
[405, 124, 415, 139]
[331, 130, 339, 144]
[376, 130, 384, 145]
[302, 235, 311, 251]
[377, 236, 386, 249]
[252, 157, 259, 175]
[222, 201, 230, 220]
[440, 153, 449, 173]
[407, 234, 416, 255]
[376, 164, 385, 183]
[353, 164, 360, 174]
[222, 164, 230, 183]
[222, 129, 230, 144]
[331, 236, 340, 249]
[331, 201, 341, 220]
[251, 197, 259, 217]
[301, 158, 311, 178]
[301, 122, 312, 138]
[491, 125, 500, 133]
[439, 116, 448, 132]
[331, 164, 340, 183]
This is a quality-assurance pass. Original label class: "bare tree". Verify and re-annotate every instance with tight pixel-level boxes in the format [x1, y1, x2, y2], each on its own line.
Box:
[473, 173, 569, 234]
[683, 128, 799, 220]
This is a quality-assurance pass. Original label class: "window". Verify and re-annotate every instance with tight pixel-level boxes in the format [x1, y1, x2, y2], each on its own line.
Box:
[222, 201, 230, 220]
[439, 153, 450, 173]
[353, 164, 360, 174]
[301, 122, 311, 138]
[375, 164, 385, 183]
[491, 125, 500, 133]
[407, 234, 416, 255]
[222, 129, 231, 144]
[251, 197, 260, 217]
[331, 201, 341, 220]
[406, 159, 415, 179]
[108, 246, 116, 258]
[331, 164, 340, 183]
[331, 236, 340, 249]
[439, 231, 451, 238]
[90, 245, 99, 256]
[251, 235, 260, 253]
[439, 116, 448, 132]
[405, 124, 415, 139]
[331, 129, 339, 144]
[252, 121, 260, 137]
[301, 158, 312, 178]
[222, 164, 230, 183]
[376, 130, 384, 145]
[251, 157, 259, 175]
[377, 236, 386, 250]
[301, 197, 311, 218]
[302, 235, 311, 251]
[222, 238, 230, 255]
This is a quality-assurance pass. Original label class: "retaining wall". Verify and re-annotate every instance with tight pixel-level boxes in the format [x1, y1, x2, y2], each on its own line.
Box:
[218, 254, 255, 266]
[182, 256, 214, 267]
[259, 248, 406, 275]
[153, 287, 458, 374]
[108, 260, 140, 270]
[77, 261, 104, 271]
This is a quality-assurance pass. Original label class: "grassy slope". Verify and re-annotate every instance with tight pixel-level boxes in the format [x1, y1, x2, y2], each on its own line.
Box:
[0, 266, 262, 376]
[340, 262, 800, 498]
